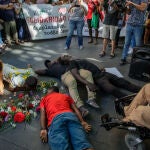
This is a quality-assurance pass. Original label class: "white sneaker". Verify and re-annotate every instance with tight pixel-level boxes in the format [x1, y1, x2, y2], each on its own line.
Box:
[64, 46, 69, 50]
[128, 47, 133, 54]
[79, 46, 83, 50]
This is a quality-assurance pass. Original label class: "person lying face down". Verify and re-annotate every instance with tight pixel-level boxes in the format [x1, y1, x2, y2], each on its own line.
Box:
[0, 60, 38, 95]
[40, 86, 94, 150]
[58, 54, 141, 98]
[35, 57, 100, 118]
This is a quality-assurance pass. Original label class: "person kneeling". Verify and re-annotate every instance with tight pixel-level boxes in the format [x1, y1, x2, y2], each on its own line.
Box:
[40, 86, 94, 150]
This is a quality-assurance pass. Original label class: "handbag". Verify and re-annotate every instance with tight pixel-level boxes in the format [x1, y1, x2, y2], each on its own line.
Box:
[91, 12, 99, 28]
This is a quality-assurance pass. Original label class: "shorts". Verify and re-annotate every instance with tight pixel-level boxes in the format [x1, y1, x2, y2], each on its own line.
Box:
[102, 24, 118, 40]
[48, 112, 93, 150]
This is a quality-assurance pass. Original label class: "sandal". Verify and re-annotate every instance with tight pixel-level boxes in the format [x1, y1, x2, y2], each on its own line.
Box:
[110, 53, 115, 58]
[99, 51, 106, 57]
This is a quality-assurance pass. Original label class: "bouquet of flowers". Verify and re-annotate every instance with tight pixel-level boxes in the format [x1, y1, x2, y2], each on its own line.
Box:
[0, 80, 59, 131]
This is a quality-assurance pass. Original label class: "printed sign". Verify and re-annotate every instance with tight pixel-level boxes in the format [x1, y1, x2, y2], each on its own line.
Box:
[22, 4, 125, 40]
[22, 4, 70, 40]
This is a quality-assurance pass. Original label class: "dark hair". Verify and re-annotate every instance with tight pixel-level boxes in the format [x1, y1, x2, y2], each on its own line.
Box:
[25, 76, 38, 88]
[57, 57, 69, 65]
[44, 60, 51, 68]
[49, 86, 59, 93]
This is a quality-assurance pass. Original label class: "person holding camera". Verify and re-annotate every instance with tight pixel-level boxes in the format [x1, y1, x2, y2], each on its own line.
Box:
[99, 0, 119, 58]
[120, 0, 148, 65]
[64, 0, 87, 50]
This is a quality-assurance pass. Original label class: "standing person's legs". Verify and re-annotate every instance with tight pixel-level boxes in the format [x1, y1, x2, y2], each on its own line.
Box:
[94, 28, 99, 45]
[24, 19, 31, 41]
[87, 19, 93, 43]
[99, 24, 110, 57]
[144, 27, 150, 44]
[76, 20, 84, 48]
[0, 31, 4, 45]
[65, 20, 76, 49]
[115, 28, 121, 47]
[16, 18, 24, 42]
[4, 21, 11, 45]
[124, 83, 150, 116]
[110, 25, 118, 57]
[120, 24, 133, 64]
[0, 60, 4, 95]
[48, 114, 71, 150]
[10, 20, 19, 44]
[61, 71, 84, 108]
[133, 25, 144, 46]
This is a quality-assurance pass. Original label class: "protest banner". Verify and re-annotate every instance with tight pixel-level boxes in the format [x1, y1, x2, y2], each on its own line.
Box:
[22, 4, 70, 40]
[22, 4, 125, 40]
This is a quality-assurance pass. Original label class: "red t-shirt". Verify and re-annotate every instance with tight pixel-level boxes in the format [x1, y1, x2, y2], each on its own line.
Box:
[86, 0, 99, 19]
[40, 92, 74, 127]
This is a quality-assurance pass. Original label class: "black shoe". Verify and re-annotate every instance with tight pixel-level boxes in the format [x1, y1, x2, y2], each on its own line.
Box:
[120, 59, 127, 65]
[86, 99, 100, 108]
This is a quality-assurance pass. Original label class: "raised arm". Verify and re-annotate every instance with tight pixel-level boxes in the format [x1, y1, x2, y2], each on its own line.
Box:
[126, 0, 147, 11]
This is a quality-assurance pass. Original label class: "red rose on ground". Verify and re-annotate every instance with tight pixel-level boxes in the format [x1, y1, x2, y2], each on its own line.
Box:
[18, 93, 24, 99]
[14, 112, 25, 123]
[0, 111, 8, 119]
[28, 103, 33, 109]
[11, 106, 17, 112]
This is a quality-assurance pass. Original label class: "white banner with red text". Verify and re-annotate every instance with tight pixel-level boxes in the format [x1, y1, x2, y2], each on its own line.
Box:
[22, 4, 125, 40]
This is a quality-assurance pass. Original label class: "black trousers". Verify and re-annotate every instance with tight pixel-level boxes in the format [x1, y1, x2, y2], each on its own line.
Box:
[95, 72, 141, 98]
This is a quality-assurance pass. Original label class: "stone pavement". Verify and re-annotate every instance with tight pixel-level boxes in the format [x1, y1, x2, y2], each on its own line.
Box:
[0, 37, 149, 150]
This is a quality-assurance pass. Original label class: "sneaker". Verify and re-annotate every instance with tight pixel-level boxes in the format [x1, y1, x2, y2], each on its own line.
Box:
[79, 106, 89, 117]
[64, 46, 69, 50]
[120, 59, 127, 65]
[79, 46, 83, 50]
[86, 99, 100, 108]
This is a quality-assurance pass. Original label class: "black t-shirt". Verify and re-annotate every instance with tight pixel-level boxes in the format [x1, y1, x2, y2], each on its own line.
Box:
[68, 59, 102, 79]
[0, 0, 15, 22]
[103, 6, 119, 26]
[45, 63, 68, 80]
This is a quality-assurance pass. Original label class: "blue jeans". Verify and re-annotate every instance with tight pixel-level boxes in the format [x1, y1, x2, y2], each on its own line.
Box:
[130, 35, 135, 48]
[0, 31, 4, 45]
[48, 112, 92, 150]
[65, 20, 84, 48]
[121, 24, 144, 60]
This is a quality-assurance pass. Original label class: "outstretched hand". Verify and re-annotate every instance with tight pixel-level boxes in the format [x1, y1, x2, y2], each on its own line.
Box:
[82, 121, 92, 132]
[40, 129, 48, 143]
